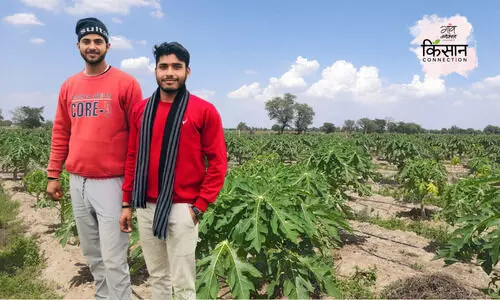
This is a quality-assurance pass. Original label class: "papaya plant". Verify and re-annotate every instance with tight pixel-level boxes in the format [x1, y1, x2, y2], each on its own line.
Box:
[436, 176, 500, 295]
[196, 155, 349, 299]
[397, 158, 447, 218]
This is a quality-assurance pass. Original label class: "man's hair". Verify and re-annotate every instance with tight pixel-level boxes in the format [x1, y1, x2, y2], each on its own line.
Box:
[153, 42, 190, 67]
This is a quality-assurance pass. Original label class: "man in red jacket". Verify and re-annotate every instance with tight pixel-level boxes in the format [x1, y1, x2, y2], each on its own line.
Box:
[120, 42, 227, 300]
[46, 17, 142, 300]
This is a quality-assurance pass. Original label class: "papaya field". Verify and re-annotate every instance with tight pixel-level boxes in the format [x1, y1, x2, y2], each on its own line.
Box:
[0, 127, 499, 298]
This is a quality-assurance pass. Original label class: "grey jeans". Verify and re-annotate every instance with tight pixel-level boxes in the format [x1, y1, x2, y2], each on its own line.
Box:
[69, 174, 131, 300]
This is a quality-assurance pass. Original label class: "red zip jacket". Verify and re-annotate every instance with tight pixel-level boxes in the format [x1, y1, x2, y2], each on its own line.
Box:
[47, 67, 143, 178]
[122, 94, 228, 212]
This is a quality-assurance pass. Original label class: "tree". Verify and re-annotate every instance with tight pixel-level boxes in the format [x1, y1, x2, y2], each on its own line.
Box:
[236, 122, 249, 131]
[385, 116, 395, 132]
[449, 125, 462, 134]
[265, 93, 296, 134]
[0, 109, 8, 127]
[387, 122, 398, 133]
[271, 124, 282, 132]
[373, 119, 387, 133]
[397, 122, 423, 134]
[11, 106, 45, 128]
[0, 120, 12, 127]
[320, 122, 336, 134]
[342, 119, 356, 133]
[294, 103, 315, 134]
[484, 125, 500, 134]
[356, 118, 377, 134]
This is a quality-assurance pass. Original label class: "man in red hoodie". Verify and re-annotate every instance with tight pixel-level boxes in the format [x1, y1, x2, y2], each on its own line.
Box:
[46, 17, 142, 300]
[120, 42, 227, 300]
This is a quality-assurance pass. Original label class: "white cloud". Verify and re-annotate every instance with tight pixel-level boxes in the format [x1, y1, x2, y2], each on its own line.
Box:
[303, 73, 499, 130]
[20, 0, 62, 11]
[112, 17, 123, 24]
[3, 13, 43, 25]
[461, 90, 482, 101]
[470, 74, 500, 93]
[65, 0, 163, 16]
[228, 82, 261, 99]
[305, 61, 384, 103]
[269, 56, 319, 89]
[193, 90, 216, 100]
[409, 14, 478, 78]
[136, 40, 147, 45]
[149, 0, 163, 18]
[390, 75, 446, 98]
[230, 57, 450, 107]
[120, 56, 154, 75]
[260, 56, 319, 100]
[110, 35, 133, 49]
[229, 56, 319, 101]
[30, 38, 45, 44]
[244, 69, 257, 75]
[482, 75, 500, 89]
[306, 60, 358, 98]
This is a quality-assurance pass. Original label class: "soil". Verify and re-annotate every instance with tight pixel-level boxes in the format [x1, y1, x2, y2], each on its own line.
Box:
[335, 220, 491, 297]
[347, 192, 441, 220]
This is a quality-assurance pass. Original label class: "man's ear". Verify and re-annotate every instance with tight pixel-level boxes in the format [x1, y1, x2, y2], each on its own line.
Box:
[186, 66, 191, 77]
[106, 42, 111, 50]
[76, 42, 79, 49]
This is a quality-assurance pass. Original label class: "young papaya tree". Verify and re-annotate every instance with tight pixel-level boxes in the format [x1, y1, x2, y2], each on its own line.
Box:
[397, 158, 447, 218]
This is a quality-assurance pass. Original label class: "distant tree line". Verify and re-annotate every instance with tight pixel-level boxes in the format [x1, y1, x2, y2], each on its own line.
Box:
[2, 103, 499, 135]
[231, 92, 500, 135]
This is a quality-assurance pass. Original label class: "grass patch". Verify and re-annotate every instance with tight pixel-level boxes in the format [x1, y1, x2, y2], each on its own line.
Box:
[0, 183, 61, 299]
[0, 266, 60, 299]
[376, 186, 399, 198]
[0, 186, 22, 248]
[409, 262, 425, 270]
[337, 266, 377, 299]
[356, 215, 452, 246]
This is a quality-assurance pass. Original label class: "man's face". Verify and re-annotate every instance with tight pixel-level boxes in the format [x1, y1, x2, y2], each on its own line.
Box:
[77, 34, 109, 65]
[155, 54, 190, 93]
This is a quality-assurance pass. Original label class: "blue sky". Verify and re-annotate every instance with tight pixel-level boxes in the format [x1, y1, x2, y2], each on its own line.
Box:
[1, 0, 499, 130]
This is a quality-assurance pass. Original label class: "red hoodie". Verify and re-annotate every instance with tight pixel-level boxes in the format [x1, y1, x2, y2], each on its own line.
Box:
[122, 94, 228, 212]
[47, 67, 143, 179]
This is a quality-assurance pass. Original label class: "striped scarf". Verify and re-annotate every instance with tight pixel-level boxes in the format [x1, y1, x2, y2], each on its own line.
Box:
[132, 85, 190, 240]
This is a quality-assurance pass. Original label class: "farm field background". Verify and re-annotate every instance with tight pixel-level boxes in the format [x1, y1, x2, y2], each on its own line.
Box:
[0, 127, 499, 299]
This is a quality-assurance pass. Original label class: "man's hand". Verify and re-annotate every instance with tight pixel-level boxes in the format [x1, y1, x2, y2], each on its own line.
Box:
[120, 206, 133, 233]
[189, 207, 199, 225]
[46, 180, 63, 201]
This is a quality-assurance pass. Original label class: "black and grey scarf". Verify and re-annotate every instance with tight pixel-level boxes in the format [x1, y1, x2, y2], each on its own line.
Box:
[132, 85, 190, 240]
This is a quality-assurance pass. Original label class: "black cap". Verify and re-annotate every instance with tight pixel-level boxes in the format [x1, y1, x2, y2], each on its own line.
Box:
[75, 17, 109, 43]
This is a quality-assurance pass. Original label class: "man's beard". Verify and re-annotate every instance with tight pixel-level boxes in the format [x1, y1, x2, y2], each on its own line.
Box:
[157, 78, 186, 94]
[81, 51, 106, 65]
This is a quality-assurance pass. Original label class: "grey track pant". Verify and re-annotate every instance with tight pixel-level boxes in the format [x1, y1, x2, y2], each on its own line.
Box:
[69, 174, 131, 300]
